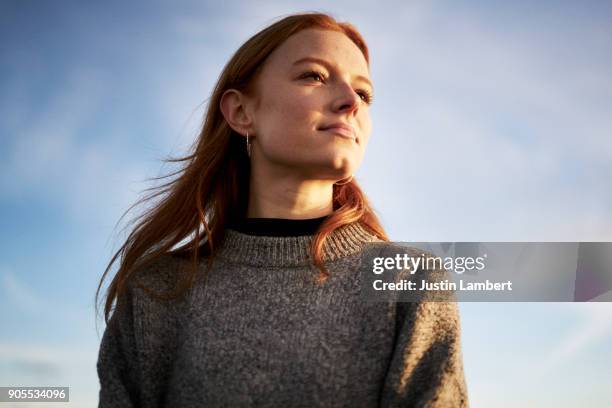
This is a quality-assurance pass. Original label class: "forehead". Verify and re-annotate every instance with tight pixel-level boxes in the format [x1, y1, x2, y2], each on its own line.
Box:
[266, 28, 369, 76]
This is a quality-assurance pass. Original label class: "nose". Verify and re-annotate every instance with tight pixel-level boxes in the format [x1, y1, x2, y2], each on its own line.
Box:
[332, 81, 361, 115]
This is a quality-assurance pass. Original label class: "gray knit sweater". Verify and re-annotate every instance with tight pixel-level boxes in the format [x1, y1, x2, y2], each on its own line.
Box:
[97, 222, 469, 407]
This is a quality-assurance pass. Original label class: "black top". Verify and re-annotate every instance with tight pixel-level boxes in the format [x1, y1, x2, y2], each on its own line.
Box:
[228, 215, 329, 237]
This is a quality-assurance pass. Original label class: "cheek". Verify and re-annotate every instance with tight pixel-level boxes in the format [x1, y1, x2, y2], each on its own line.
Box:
[254, 100, 308, 157]
[261, 89, 312, 128]
[259, 91, 317, 141]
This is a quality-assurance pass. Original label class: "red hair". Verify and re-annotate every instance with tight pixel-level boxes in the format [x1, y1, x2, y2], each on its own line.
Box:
[96, 11, 388, 325]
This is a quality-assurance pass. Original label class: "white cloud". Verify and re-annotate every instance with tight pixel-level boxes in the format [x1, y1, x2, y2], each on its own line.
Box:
[0, 269, 99, 406]
[530, 303, 612, 379]
[0, 341, 99, 408]
[2, 67, 106, 187]
[357, 3, 612, 241]
[0, 65, 151, 228]
[0, 271, 45, 315]
[1, 4, 611, 407]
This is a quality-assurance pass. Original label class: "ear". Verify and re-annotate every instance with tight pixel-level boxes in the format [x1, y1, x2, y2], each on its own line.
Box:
[219, 89, 254, 137]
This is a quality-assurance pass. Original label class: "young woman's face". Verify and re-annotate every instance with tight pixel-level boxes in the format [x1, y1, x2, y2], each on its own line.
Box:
[249, 28, 373, 180]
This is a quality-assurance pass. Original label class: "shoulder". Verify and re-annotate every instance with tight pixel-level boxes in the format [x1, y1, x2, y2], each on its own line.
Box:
[128, 252, 193, 296]
[119, 253, 197, 327]
[120, 254, 192, 347]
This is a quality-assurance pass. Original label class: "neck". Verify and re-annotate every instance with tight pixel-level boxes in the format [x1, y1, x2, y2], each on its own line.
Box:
[228, 215, 329, 237]
[246, 166, 335, 219]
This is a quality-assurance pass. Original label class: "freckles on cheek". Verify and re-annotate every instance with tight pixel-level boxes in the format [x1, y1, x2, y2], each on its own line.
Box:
[280, 96, 309, 118]
[264, 95, 294, 120]
[281, 86, 313, 115]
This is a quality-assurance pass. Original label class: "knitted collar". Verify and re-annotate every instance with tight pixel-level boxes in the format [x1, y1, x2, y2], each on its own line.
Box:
[215, 222, 382, 267]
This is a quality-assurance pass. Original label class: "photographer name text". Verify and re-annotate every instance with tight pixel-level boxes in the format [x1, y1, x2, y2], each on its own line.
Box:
[373, 279, 513, 291]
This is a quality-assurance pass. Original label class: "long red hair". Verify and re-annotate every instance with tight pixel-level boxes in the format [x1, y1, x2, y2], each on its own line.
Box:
[96, 11, 389, 325]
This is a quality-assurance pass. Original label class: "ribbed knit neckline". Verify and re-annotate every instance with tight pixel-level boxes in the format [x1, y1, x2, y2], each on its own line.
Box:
[216, 221, 382, 267]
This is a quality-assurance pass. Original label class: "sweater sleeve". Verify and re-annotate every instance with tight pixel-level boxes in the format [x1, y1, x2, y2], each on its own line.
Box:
[97, 282, 142, 407]
[378, 247, 469, 407]
[379, 301, 469, 407]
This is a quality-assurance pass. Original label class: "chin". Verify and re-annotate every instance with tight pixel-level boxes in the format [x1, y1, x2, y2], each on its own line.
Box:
[330, 152, 363, 171]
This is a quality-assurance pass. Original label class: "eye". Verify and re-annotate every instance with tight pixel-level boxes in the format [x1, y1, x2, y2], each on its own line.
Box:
[301, 70, 374, 105]
[302, 70, 326, 82]
[357, 89, 374, 105]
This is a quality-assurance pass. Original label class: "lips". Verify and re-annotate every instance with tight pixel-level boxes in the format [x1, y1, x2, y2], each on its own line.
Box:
[319, 123, 357, 141]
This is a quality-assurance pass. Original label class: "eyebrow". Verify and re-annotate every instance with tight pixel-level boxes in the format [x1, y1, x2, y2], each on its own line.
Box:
[292, 56, 373, 90]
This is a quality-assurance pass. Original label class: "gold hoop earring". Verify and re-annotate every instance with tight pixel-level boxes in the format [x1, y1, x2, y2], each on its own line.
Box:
[334, 175, 353, 185]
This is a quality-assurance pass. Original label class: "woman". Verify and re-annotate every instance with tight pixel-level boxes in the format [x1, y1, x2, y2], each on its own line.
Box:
[96, 11, 469, 407]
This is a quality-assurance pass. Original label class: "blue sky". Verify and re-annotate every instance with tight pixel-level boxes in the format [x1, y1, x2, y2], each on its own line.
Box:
[1, 1, 611, 406]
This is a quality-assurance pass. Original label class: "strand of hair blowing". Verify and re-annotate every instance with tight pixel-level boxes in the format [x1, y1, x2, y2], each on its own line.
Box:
[311, 180, 388, 284]
[96, 11, 388, 326]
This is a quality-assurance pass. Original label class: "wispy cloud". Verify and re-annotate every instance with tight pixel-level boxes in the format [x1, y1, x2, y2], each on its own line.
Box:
[1, 3, 611, 407]
[359, 3, 612, 241]
[0, 65, 147, 227]
[0, 341, 99, 408]
[0, 269, 98, 405]
[0, 270, 45, 315]
[1, 67, 106, 189]
[530, 303, 612, 378]
[0, 343, 63, 378]
[0, 266, 97, 336]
